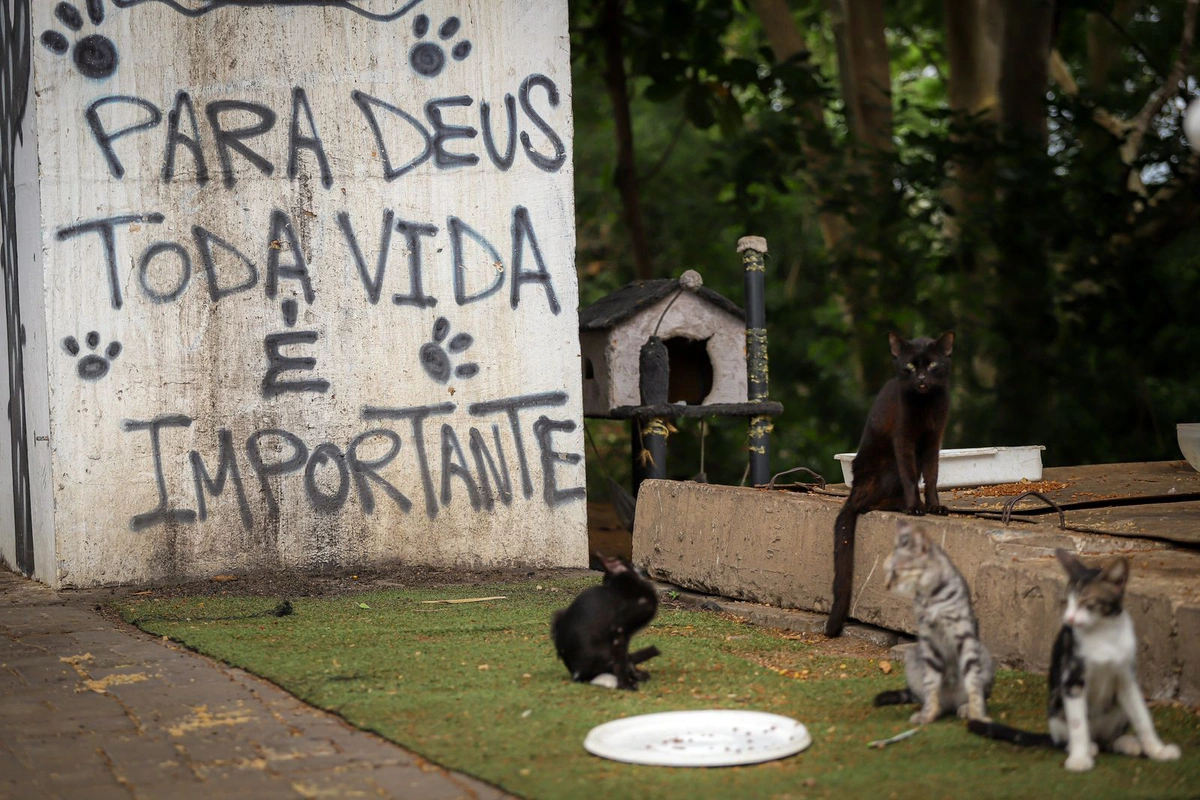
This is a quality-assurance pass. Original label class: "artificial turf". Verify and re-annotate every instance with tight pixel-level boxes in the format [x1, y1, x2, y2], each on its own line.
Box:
[114, 578, 1200, 799]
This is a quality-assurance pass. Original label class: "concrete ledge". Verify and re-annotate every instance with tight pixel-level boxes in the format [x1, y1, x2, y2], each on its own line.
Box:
[633, 480, 1200, 703]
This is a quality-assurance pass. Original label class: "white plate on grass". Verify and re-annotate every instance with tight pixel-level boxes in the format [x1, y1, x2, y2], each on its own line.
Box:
[583, 709, 811, 767]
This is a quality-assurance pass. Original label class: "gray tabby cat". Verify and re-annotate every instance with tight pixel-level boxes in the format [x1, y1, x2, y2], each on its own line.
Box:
[873, 520, 994, 724]
[969, 549, 1181, 772]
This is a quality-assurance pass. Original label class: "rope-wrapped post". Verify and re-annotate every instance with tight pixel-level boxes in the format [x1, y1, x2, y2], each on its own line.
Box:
[739, 236, 771, 486]
[631, 335, 670, 494]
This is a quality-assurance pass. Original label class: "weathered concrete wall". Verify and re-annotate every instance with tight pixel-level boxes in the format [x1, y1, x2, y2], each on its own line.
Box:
[634, 480, 1200, 702]
[9, 1, 586, 587]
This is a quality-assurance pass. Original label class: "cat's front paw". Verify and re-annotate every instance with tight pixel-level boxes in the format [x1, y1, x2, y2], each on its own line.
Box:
[1147, 742, 1181, 762]
[1064, 752, 1095, 772]
[910, 708, 939, 725]
[927, 504, 950, 516]
[905, 505, 927, 517]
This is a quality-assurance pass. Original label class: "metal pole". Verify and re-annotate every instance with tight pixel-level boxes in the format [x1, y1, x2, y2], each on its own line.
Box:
[739, 236, 771, 486]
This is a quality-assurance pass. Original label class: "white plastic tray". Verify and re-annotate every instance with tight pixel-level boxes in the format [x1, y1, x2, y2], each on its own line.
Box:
[834, 446, 1045, 489]
[583, 709, 811, 768]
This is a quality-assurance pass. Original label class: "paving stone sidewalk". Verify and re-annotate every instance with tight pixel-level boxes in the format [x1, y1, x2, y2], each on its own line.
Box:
[0, 570, 512, 800]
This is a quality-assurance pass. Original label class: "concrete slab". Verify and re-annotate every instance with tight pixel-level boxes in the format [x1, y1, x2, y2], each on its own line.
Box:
[633, 479, 1200, 703]
[0, 569, 513, 799]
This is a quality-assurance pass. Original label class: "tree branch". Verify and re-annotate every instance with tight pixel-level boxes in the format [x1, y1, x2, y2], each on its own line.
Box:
[1121, 0, 1198, 166]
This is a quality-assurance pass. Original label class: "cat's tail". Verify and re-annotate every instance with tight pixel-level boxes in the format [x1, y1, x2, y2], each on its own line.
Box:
[966, 719, 1056, 748]
[825, 503, 859, 637]
[629, 646, 661, 665]
[872, 688, 916, 706]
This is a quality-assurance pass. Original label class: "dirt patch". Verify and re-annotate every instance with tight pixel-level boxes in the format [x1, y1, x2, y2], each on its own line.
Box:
[82, 564, 594, 606]
[952, 479, 1071, 498]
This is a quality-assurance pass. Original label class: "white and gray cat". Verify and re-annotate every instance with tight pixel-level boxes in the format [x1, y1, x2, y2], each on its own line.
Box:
[874, 520, 994, 724]
[969, 548, 1182, 772]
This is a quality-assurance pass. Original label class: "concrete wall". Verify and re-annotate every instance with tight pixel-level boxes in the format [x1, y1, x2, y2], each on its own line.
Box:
[7, 0, 586, 587]
[634, 480, 1200, 702]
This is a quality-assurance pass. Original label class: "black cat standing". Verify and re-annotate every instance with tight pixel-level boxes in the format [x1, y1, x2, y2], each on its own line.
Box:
[551, 554, 660, 689]
[825, 332, 954, 637]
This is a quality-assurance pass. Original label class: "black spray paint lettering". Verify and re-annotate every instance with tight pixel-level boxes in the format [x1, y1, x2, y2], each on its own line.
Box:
[479, 94, 517, 170]
[336, 209, 393, 305]
[391, 218, 439, 308]
[449, 215, 503, 305]
[288, 86, 333, 189]
[162, 91, 209, 185]
[347, 429, 411, 515]
[262, 331, 331, 398]
[510, 206, 560, 314]
[440, 424, 481, 510]
[60, 206, 562, 314]
[85, 95, 161, 179]
[465, 391, 570, 502]
[426, 96, 479, 169]
[193, 223, 258, 302]
[205, 99, 277, 189]
[532, 416, 586, 506]
[190, 428, 252, 530]
[55, 212, 166, 309]
[518, 75, 567, 172]
[124, 396, 583, 531]
[83, 77, 566, 189]
[244, 428, 307, 519]
[361, 402, 455, 518]
[122, 415, 197, 531]
[266, 208, 315, 303]
[353, 76, 566, 181]
[469, 425, 512, 510]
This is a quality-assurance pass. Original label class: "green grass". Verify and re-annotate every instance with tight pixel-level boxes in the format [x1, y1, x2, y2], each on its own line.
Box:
[114, 580, 1200, 799]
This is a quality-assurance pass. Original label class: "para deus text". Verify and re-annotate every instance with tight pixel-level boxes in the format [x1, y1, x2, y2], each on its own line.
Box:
[85, 75, 567, 187]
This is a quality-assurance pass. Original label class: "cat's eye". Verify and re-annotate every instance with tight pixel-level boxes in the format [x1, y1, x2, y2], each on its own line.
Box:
[905, 363, 915, 372]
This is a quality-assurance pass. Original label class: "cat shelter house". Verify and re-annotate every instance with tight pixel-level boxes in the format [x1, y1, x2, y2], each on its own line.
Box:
[579, 252, 783, 512]
[580, 276, 750, 418]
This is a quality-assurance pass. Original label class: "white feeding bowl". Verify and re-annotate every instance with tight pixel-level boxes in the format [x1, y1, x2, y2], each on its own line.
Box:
[583, 710, 811, 767]
[1178, 424, 1200, 473]
[834, 446, 1046, 489]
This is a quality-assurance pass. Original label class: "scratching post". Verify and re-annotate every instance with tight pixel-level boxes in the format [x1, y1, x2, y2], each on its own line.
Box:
[739, 236, 771, 486]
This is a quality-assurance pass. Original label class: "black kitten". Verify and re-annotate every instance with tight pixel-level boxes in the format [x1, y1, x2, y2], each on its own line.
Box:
[551, 554, 660, 689]
[826, 332, 954, 637]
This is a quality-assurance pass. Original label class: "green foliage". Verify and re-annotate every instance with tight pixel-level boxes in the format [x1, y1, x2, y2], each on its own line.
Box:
[571, 0, 1200, 490]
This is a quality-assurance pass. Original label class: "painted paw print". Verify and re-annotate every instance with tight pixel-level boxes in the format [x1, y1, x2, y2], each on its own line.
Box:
[64, 331, 121, 380]
[419, 317, 478, 383]
[409, 14, 471, 78]
[41, 0, 119, 80]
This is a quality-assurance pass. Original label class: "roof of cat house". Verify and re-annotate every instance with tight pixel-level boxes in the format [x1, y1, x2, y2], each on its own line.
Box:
[579, 278, 745, 332]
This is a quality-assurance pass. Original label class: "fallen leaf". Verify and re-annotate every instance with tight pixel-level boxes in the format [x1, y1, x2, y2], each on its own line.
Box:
[211, 575, 238, 582]
[358, 602, 371, 609]
[880, 660, 893, 674]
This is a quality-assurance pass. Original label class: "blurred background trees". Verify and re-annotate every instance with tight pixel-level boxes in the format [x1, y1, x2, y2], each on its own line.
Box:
[571, 0, 1200, 492]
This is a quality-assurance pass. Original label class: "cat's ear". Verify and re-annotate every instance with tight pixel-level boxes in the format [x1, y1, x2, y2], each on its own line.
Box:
[888, 332, 905, 357]
[1100, 557, 1129, 591]
[935, 331, 955, 356]
[598, 553, 628, 575]
[1054, 548, 1090, 580]
[895, 519, 913, 544]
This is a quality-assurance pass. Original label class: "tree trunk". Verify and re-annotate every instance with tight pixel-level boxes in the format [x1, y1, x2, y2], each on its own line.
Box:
[601, 0, 654, 280]
[836, 0, 893, 153]
[998, 0, 1055, 140]
[945, 0, 1003, 118]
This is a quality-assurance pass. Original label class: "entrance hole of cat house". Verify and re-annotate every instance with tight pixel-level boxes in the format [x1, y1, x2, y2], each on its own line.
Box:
[664, 337, 715, 405]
